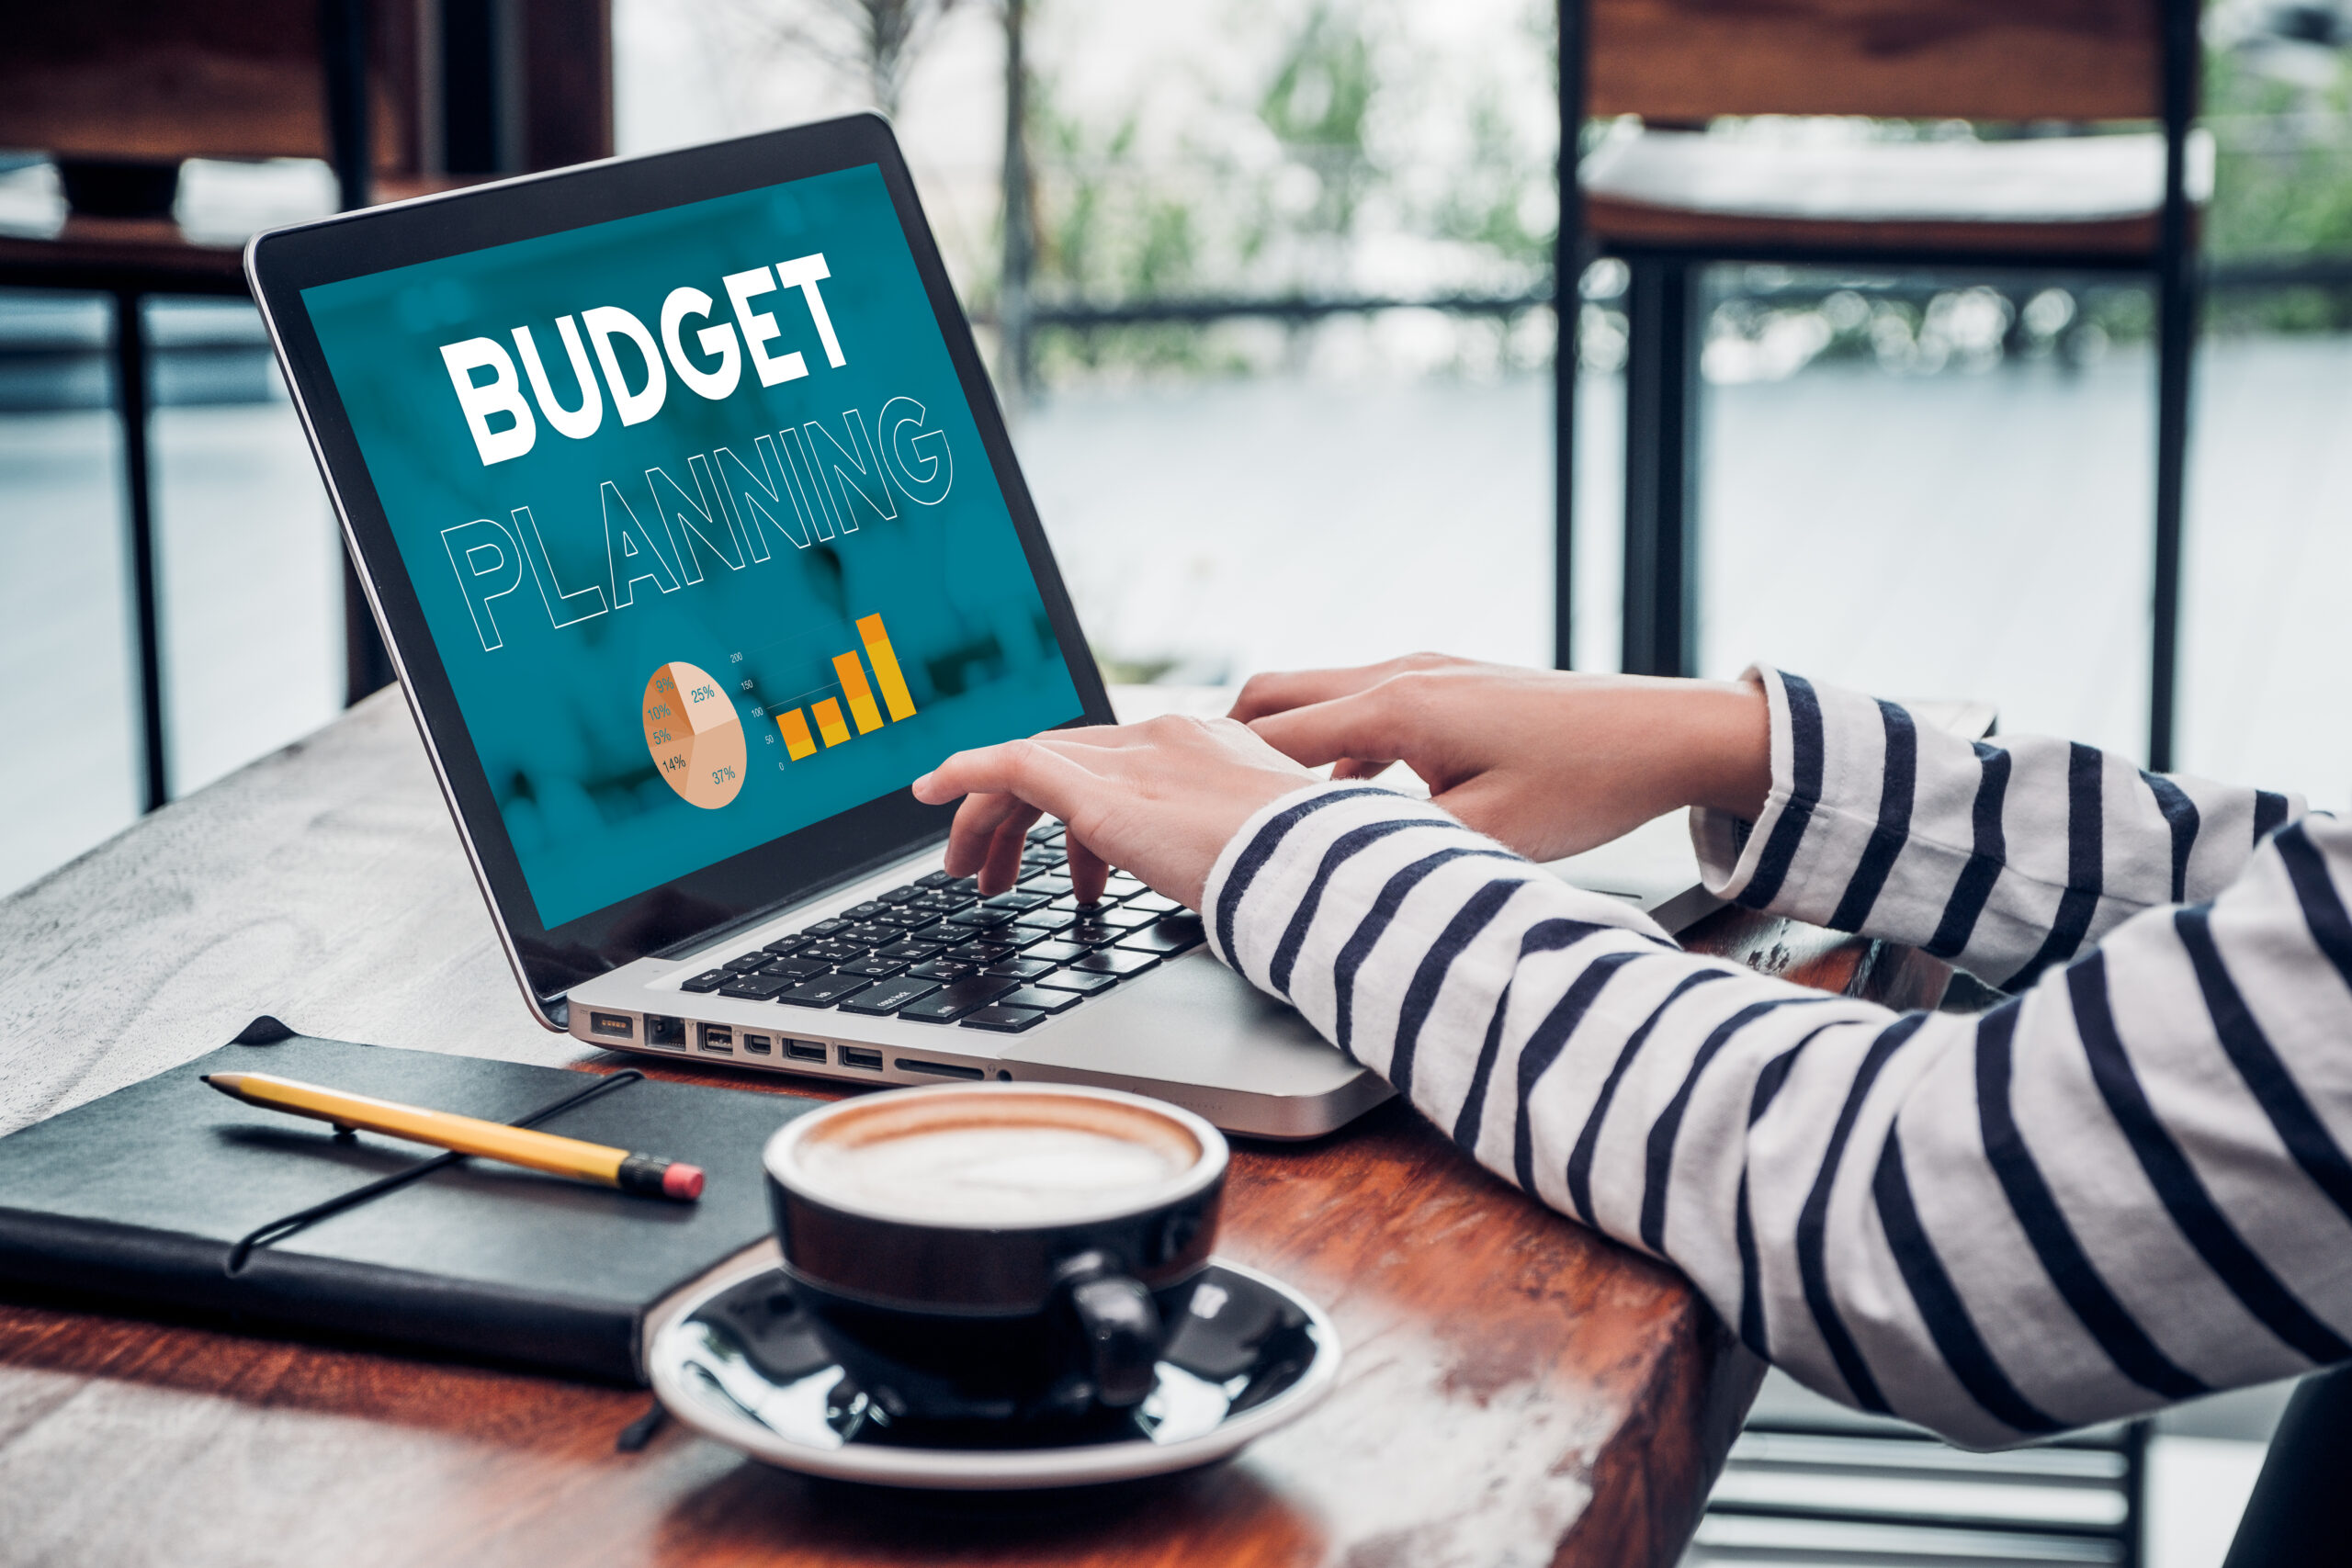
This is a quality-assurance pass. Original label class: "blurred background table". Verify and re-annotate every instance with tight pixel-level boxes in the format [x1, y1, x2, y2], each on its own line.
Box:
[0, 686, 1950, 1568]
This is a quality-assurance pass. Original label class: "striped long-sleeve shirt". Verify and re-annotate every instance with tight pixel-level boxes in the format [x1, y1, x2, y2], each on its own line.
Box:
[1204, 665, 2352, 1448]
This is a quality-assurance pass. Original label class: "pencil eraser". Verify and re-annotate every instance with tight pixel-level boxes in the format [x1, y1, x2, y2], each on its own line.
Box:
[662, 1162, 706, 1201]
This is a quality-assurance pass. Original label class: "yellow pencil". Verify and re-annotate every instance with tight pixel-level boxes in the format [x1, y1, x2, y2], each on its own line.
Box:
[202, 1071, 704, 1201]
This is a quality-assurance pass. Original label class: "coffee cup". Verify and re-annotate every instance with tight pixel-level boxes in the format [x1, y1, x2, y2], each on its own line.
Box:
[762, 1083, 1227, 1427]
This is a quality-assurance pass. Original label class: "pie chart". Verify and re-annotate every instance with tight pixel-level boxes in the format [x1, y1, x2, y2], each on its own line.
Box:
[642, 660, 745, 809]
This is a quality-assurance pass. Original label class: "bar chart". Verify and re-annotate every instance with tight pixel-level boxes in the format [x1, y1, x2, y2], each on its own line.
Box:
[770, 613, 921, 761]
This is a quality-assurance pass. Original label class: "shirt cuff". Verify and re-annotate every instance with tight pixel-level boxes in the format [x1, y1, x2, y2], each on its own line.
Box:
[1690, 664, 1894, 919]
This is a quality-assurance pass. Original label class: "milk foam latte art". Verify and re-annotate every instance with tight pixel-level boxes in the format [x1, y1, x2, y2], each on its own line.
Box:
[793, 1123, 1191, 1226]
[769, 1083, 1216, 1231]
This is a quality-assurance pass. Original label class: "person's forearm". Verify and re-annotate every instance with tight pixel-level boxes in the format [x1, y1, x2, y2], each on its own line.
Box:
[1657, 676, 1773, 820]
[1692, 668, 2306, 989]
[1207, 781, 2352, 1448]
[1236, 657, 1776, 865]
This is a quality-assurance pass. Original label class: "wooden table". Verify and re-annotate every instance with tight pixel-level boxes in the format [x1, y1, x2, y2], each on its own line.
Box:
[0, 689, 1948, 1568]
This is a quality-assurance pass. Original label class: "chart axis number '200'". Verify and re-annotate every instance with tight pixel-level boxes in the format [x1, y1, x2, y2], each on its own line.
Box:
[641, 660, 746, 809]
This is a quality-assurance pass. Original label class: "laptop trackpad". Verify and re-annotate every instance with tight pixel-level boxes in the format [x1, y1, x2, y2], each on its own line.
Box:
[998, 952, 1388, 1134]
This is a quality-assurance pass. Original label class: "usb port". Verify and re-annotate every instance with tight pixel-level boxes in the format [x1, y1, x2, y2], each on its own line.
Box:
[839, 1046, 883, 1070]
[741, 1033, 773, 1055]
[698, 1024, 734, 1053]
[587, 1011, 634, 1039]
[785, 1041, 828, 1063]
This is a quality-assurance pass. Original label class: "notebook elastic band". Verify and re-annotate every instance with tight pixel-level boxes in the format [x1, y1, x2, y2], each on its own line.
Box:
[223, 1069, 648, 1276]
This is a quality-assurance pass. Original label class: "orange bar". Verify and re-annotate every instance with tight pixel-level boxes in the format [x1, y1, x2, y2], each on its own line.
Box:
[857, 614, 917, 722]
[775, 708, 817, 761]
[832, 652, 885, 734]
[813, 698, 852, 748]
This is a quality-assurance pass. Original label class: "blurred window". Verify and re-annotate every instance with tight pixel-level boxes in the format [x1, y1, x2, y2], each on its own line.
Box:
[0, 283, 342, 893]
[1687, 267, 2156, 754]
[146, 299, 344, 795]
[16, 0, 2352, 895]
[2178, 3, 2352, 806]
[621, 0, 1567, 684]
[0, 288, 141, 891]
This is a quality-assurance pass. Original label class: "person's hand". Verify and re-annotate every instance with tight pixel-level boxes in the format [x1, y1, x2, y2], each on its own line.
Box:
[1229, 653, 1771, 863]
[911, 716, 1320, 909]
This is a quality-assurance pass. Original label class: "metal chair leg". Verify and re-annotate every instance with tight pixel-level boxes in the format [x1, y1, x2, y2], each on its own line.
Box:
[1554, 0, 1588, 672]
[111, 289, 169, 813]
[2147, 0, 2199, 773]
[2149, 257, 2193, 774]
[1622, 255, 1701, 677]
[319, 0, 397, 706]
[2221, 1363, 2352, 1567]
[2120, 1416, 2151, 1568]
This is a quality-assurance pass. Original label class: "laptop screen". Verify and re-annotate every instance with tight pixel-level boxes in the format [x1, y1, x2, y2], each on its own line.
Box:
[300, 163, 1084, 931]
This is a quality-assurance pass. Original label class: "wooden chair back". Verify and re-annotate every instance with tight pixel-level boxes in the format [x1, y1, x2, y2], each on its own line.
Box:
[0, 0, 610, 177]
[0, 3, 423, 174]
[1587, 0, 2165, 124]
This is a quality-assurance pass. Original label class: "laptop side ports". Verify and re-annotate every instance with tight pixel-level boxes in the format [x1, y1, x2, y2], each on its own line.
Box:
[839, 1046, 883, 1070]
[741, 1032, 773, 1055]
[698, 1023, 734, 1054]
[785, 1041, 827, 1063]
[587, 1011, 634, 1039]
[644, 1014, 684, 1047]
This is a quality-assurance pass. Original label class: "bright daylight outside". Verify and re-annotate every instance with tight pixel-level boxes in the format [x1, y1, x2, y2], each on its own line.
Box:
[7, 1, 2352, 894]
[2, 5, 2351, 1554]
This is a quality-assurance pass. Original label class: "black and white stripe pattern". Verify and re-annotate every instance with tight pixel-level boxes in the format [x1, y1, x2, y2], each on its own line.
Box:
[1204, 666, 2352, 1448]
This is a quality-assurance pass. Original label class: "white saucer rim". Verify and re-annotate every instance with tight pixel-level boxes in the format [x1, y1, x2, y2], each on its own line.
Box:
[648, 1256, 1340, 1490]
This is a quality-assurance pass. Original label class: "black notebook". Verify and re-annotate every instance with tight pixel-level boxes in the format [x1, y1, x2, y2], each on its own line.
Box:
[0, 1020, 817, 1384]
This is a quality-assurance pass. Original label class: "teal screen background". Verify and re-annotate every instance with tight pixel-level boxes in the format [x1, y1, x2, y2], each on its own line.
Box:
[303, 164, 1081, 929]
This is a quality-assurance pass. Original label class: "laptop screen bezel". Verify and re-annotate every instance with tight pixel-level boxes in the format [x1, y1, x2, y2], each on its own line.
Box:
[247, 113, 1114, 1021]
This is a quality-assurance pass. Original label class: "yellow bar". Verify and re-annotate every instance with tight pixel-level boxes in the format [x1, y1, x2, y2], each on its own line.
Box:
[775, 708, 817, 761]
[832, 652, 885, 734]
[206, 1071, 627, 1182]
[813, 698, 852, 747]
[857, 613, 917, 722]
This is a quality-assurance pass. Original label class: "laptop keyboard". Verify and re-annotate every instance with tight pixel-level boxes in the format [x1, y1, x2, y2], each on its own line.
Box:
[674, 821, 1204, 1034]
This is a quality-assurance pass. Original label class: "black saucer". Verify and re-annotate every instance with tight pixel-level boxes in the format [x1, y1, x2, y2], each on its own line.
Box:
[648, 1259, 1340, 1489]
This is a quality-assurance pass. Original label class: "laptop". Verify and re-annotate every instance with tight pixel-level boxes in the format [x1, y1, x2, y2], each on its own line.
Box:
[247, 114, 1731, 1141]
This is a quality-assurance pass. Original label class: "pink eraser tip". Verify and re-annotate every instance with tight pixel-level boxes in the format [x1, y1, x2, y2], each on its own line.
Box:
[663, 1163, 706, 1201]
